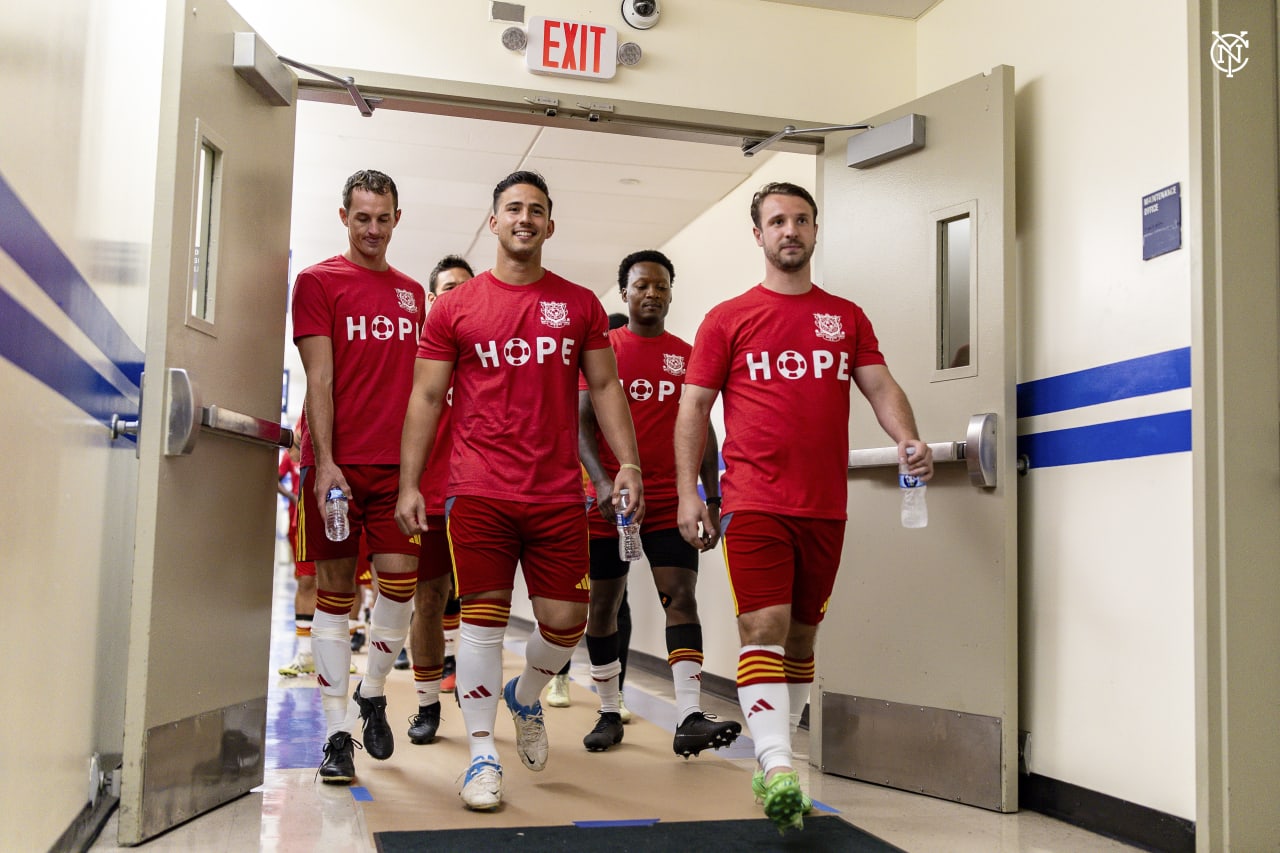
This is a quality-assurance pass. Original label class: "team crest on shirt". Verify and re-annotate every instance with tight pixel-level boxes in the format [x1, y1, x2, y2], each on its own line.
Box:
[540, 301, 570, 328]
[813, 313, 845, 342]
[396, 289, 419, 314]
[662, 354, 686, 376]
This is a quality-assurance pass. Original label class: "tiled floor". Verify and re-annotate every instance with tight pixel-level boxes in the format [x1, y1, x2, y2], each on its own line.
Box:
[89, 556, 1140, 852]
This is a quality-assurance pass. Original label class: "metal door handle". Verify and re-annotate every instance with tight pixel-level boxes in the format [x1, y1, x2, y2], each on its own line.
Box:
[848, 413, 998, 488]
[109, 368, 293, 455]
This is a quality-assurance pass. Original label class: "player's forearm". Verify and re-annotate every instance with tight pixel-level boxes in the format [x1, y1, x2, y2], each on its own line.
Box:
[398, 391, 441, 493]
[305, 387, 337, 467]
[698, 425, 721, 499]
[674, 401, 711, 499]
[589, 382, 640, 468]
[577, 393, 612, 487]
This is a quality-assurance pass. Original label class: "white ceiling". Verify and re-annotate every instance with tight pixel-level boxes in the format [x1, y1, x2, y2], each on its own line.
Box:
[290, 100, 782, 298]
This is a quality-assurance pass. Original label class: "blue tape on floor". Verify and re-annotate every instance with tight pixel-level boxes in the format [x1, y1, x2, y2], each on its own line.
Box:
[574, 819, 661, 827]
[350, 786, 373, 802]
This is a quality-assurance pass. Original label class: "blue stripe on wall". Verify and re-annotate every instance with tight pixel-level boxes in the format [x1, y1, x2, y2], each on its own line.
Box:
[0, 172, 145, 388]
[0, 286, 139, 428]
[1016, 348, 1190, 418]
[1017, 410, 1191, 469]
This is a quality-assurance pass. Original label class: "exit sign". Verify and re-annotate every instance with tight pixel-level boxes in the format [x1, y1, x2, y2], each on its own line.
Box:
[526, 17, 618, 80]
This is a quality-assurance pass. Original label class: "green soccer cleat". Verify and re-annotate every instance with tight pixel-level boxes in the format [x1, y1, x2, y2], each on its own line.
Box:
[760, 770, 812, 833]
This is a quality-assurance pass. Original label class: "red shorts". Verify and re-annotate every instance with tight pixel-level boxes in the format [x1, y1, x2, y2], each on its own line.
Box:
[446, 496, 589, 602]
[419, 515, 452, 582]
[587, 494, 679, 539]
[294, 560, 316, 579]
[296, 465, 420, 563]
[720, 511, 845, 625]
[288, 520, 316, 578]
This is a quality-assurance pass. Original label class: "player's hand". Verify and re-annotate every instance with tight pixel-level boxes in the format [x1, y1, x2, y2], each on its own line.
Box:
[314, 461, 351, 509]
[611, 466, 644, 528]
[898, 439, 935, 482]
[678, 495, 716, 551]
[700, 502, 722, 550]
[593, 478, 615, 523]
[394, 489, 429, 535]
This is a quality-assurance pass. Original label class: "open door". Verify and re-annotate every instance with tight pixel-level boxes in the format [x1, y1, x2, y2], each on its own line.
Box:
[118, 0, 296, 842]
[812, 67, 1018, 811]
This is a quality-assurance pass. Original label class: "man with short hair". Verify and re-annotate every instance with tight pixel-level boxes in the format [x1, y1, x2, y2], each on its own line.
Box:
[674, 182, 934, 832]
[577, 249, 739, 758]
[292, 169, 433, 784]
[404, 254, 474, 745]
[396, 171, 644, 811]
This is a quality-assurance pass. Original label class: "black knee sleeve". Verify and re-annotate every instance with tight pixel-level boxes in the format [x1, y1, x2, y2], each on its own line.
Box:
[586, 631, 621, 666]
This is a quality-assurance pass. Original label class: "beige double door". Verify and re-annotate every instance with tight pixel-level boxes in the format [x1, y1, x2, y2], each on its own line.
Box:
[812, 67, 1019, 812]
[119, 0, 295, 843]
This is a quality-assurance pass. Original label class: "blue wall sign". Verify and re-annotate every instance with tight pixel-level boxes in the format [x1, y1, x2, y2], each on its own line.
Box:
[1142, 183, 1181, 260]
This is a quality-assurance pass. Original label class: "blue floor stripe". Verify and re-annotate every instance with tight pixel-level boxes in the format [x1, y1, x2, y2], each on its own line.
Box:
[0, 285, 139, 428]
[574, 818, 661, 827]
[1017, 348, 1190, 417]
[0, 171, 145, 387]
[350, 786, 373, 802]
[1017, 410, 1192, 469]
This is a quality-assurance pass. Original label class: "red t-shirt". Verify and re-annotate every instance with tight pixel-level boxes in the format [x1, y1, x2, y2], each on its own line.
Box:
[278, 451, 300, 530]
[685, 284, 885, 520]
[578, 327, 690, 501]
[418, 388, 454, 514]
[291, 255, 425, 466]
[416, 269, 610, 502]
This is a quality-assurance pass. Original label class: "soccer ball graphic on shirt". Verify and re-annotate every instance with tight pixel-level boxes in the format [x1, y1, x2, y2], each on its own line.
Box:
[776, 350, 808, 379]
[504, 337, 532, 366]
[370, 315, 395, 340]
[629, 378, 654, 401]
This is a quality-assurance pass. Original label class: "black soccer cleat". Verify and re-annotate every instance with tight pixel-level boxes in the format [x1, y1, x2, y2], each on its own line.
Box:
[352, 681, 394, 760]
[673, 711, 742, 758]
[350, 629, 367, 653]
[583, 711, 625, 752]
[317, 731, 362, 784]
[407, 702, 441, 744]
[394, 648, 410, 670]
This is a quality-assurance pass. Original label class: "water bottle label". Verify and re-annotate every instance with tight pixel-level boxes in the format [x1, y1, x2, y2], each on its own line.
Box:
[899, 474, 922, 488]
[326, 487, 345, 503]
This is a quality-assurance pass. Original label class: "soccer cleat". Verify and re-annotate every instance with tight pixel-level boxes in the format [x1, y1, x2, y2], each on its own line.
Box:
[441, 656, 457, 693]
[503, 677, 549, 771]
[407, 702, 441, 744]
[278, 651, 314, 677]
[617, 692, 634, 723]
[394, 648, 410, 670]
[350, 628, 366, 653]
[317, 731, 361, 785]
[459, 755, 503, 810]
[582, 711, 625, 752]
[352, 681, 394, 760]
[545, 673, 570, 707]
[761, 770, 809, 833]
[751, 768, 811, 812]
[673, 711, 742, 758]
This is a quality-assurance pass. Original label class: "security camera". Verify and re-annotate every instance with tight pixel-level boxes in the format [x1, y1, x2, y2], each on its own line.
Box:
[621, 0, 660, 30]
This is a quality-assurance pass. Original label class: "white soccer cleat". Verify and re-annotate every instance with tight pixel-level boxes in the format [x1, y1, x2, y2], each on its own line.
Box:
[460, 755, 503, 811]
[546, 673, 571, 707]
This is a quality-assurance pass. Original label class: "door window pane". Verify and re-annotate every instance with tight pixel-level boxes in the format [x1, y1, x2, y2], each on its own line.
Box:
[938, 214, 971, 369]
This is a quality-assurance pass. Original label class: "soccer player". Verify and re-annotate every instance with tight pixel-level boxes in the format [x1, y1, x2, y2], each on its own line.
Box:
[277, 429, 318, 677]
[673, 182, 934, 832]
[396, 171, 644, 811]
[405, 254, 475, 745]
[577, 250, 740, 758]
[292, 169, 430, 784]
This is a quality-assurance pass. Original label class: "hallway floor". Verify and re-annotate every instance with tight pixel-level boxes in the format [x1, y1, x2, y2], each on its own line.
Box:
[89, 554, 1141, 852]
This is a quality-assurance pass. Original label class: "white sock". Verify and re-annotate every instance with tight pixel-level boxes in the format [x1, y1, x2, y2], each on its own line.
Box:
[590, 660, 623, 714]
[459, 621, 505, 761]
[517, 628, 576, 707]
[312, 611, 353, 736]
[738, 644, 792, 775]
[361, 596, 412, 695]
[672, 660, 703, 723]
[788, 681, 811, 736]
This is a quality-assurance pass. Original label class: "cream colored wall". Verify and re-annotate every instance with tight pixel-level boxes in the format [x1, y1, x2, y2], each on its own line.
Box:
[918, 0, 1195, 818]
[230, 0, 915, 126]
[0, 1, 163, 849]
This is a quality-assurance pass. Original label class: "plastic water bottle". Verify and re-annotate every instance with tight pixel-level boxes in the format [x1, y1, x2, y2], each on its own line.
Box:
[324, 487, 350, 541]
[616, 489, 642, 562]
[899, 448, 928, 529]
